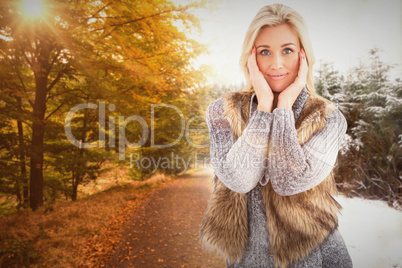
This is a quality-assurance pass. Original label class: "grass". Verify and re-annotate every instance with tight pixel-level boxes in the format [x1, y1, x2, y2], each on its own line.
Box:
[0, 169, 176, 267]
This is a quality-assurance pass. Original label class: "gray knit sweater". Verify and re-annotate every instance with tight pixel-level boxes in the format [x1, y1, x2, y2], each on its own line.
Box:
[206, 88, 353, 268]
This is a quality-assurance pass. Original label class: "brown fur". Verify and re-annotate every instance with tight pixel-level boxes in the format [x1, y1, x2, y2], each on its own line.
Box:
[200, 91, 342, 267]
[199, 175, 249, 263]
[222, 90, 254, 138]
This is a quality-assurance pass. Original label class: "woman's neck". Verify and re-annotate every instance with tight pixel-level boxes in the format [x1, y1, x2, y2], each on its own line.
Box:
[272, 92, 280, 110]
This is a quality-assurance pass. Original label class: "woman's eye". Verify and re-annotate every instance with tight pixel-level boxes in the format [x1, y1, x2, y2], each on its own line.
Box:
[260, 50, 270, 55]
[283, 48, 293, 54]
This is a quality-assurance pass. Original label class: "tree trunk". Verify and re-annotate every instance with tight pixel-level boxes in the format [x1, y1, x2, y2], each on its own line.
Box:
[29, 40, 50, 211]
[16, 97, 29, 207]
[30, 79, 47, 210]
[71, 97, 88, 201]
[14, 166, 22, 206]
[71, 171, 82, 201]
[17, 119, 28, 206]
[71, 175, 78, 201]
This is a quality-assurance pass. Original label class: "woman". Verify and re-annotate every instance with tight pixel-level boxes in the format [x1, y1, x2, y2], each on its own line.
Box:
[200, 4, 353, 268]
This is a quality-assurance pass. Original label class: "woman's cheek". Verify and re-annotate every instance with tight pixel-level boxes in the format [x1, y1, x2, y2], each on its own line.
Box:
[289, 55, 299, 72]
[255, 56, 266, 72]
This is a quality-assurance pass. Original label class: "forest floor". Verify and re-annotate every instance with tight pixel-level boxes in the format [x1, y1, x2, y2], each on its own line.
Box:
[0, 168, 402, 268]
[105, 168, 225, 267]
[102, 168, 402, 268]
[0, 165, 225, 268]
[0, 166, 195, 267]
[2, 167, 399, 267]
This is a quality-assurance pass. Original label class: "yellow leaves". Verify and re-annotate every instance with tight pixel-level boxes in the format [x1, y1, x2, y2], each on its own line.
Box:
[90, 0, 207, 94]
[77, 187, 158, 267]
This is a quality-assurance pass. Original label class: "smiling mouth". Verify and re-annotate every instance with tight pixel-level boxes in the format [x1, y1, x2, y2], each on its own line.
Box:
[268, 74, 288, 80]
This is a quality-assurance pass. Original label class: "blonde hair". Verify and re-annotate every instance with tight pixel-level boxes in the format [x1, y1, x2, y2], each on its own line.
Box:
[240, 4, 318, 96]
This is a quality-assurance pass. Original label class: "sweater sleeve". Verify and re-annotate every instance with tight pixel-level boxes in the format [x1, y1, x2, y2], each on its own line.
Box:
[263, 107, 347, 196]
[207, 97, 273, 194]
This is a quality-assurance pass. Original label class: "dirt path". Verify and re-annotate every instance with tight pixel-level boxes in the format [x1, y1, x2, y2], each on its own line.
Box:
[106, 169, 225, 268]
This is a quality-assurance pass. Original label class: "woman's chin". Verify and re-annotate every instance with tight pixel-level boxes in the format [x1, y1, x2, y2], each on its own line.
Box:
[268, 85, 286, 93]
[267, 81, 292, 93]
[271, 88, 285, 93]
[267, 81, 284, 93]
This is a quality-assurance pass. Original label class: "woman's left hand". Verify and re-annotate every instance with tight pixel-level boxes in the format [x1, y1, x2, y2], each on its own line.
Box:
[277, 48, 308, 110]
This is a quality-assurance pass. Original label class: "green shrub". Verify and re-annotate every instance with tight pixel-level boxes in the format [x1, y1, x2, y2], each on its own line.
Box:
[0, 233, 40, 267]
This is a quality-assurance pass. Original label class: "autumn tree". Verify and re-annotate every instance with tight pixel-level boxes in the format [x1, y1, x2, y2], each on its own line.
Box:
[0, 0, 206, 210]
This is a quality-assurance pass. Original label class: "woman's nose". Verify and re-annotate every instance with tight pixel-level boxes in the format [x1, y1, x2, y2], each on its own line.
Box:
[270, 54, 283, 70]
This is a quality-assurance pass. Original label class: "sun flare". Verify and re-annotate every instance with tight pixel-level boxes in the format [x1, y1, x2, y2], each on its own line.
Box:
[22, 0, 45, 17]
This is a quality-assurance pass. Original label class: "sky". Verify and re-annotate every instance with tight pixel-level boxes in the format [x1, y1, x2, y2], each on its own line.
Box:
[182, 0, 402, 86]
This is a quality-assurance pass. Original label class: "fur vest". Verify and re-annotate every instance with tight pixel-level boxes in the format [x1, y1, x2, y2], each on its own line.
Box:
[200, 91, 342, 268]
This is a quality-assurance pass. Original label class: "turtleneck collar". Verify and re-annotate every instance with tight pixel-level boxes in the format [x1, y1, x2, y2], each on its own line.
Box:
[250, 87, 308, 122]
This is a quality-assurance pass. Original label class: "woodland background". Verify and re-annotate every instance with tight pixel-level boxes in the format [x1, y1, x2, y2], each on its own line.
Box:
[0, 0, 401, 266]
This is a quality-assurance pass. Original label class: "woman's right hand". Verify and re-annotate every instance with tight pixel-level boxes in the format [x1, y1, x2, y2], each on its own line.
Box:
[247, 46, 274, 113]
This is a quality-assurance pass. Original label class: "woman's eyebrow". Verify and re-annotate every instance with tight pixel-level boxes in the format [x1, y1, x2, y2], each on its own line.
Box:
[256, 43, 296, 49]
[256, 45, 270, 49]
[281, 42, 296, 47]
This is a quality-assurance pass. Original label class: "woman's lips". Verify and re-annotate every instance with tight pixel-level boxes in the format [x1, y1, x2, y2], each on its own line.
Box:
[268, 73, 288, 80]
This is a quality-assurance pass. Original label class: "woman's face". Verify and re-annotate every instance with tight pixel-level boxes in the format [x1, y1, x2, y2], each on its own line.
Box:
[254, 23, 301, 93]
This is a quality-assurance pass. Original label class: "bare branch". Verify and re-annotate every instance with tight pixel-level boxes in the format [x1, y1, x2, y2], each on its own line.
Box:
[14, 65, 34, 107]
[110, 8, 187, 27]
[17, 40, 32, 68]
[48, 49, 62, 73]
[90, 6, 189, 35]
[47, 89, 81, 100]
[45, 101, 66, 120]
[47, 68, 68, 94]
[89, 2, 113, 19]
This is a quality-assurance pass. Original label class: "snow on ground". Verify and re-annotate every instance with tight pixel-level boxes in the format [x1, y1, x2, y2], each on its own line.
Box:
[336, 196, 402, 268]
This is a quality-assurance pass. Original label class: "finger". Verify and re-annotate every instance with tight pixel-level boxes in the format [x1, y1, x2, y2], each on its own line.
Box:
[247, 48, 256, 81]
[247, 48, 261, 81]
[299, 49, 306, 69]
[247, 47, 258, 72]
[247, 47, 272, 95]
[297, 49, 308, 81]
